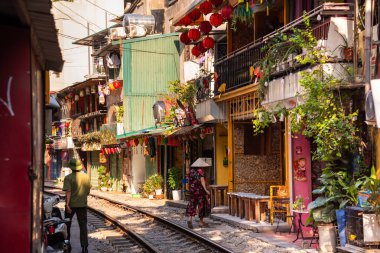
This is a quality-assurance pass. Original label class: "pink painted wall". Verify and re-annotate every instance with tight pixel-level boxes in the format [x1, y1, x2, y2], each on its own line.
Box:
[292, 134, 312, 235]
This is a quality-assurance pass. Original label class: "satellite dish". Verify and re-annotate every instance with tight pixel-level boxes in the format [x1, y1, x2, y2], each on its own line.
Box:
[365, 91, 375, 120]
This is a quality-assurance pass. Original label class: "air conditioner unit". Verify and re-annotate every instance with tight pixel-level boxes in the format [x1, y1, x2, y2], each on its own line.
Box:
[110, 27, 126, 40]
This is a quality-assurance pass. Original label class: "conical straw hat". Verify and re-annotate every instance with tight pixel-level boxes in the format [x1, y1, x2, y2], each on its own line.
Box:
[191, 158, 212, 167]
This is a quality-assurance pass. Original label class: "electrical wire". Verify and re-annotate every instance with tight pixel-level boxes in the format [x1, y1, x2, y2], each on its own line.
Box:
[58, 33, 81, 40]
[84, 0, 119, 17]
[62, 46, 84, 51]
[53, 6, 97, 33]
[57, 1, 103, 30]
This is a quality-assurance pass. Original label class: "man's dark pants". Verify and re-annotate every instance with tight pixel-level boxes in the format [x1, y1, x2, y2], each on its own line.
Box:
[65, 207, 88, 247]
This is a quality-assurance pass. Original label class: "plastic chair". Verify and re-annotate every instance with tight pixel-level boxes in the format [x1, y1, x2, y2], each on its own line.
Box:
[269, 185, 291, 225]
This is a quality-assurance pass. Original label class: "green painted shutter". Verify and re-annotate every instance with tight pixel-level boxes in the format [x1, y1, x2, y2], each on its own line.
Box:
[90, 151, 100, 188]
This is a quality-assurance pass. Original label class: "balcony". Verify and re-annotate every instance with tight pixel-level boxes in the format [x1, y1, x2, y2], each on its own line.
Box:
[214, 3, 353, 93]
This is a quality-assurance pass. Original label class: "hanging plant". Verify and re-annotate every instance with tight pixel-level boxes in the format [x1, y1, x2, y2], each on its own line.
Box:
[231, 0, 254, 31]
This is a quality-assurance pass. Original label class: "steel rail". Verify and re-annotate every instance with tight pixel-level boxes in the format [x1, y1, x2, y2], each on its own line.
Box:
[44, 186, 234, 253]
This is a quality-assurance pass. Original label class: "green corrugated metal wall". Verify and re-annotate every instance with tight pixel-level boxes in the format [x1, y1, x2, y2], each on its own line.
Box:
[122, 34, 180, 132]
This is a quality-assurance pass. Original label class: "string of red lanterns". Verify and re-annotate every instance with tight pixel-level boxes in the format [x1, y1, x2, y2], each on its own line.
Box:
[178, 0, 231, 57]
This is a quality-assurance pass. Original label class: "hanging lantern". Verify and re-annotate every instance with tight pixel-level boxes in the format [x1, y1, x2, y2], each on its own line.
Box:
[187, 28, 200, 42]
[109, 82, 115, 91]
[74, 94, 80, 101]
[210, 13, 223, 27]
[144, 137, 149, 145]
[221, 5, 233, 20]
[134, 139, 139, 146]
[101, 148, 105, 154]
[79, 90, 85, 97]
[111, 147, 116, 154]
[180, 16, 192, 26]
[180, 32, 191, 45]
[199, 1, 213, 15]
[65, 122, 70, 128]
[210, 0, 223, 7]
[188, 8, 201, 21]
[202, 37, 215, 49]
[197, 42, 207, 53]
[191, 45, 202, 57]
[85, 87, 90, 95]
[113, 80, 121, 89]
[199, 21, 212, 35]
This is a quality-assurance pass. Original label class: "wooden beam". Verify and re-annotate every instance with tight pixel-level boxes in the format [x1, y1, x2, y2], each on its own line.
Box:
[214, 83, 259, 103]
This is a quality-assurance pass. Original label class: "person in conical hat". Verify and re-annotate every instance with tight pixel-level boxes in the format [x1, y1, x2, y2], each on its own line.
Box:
[185, 158, 211, 229]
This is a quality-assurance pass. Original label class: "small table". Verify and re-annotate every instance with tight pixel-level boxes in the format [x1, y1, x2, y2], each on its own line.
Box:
[209, 185, 228, 208]
[293, 209, 318, 245]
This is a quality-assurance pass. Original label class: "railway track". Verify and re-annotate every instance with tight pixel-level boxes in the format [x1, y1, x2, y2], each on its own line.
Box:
[44, 187, 234, 253]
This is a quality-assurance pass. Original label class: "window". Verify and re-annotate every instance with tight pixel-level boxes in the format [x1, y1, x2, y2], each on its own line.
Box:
[244, 124, 271, 155]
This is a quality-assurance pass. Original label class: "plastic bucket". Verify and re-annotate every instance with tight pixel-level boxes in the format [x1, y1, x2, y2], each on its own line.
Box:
[318, 225, 337, 252]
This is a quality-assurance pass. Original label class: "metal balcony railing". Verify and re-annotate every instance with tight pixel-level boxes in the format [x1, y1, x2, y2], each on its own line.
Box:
[214, 3, 353, 92]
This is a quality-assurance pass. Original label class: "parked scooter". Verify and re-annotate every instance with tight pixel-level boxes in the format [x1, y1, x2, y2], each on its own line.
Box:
[43, 195, 71, 253]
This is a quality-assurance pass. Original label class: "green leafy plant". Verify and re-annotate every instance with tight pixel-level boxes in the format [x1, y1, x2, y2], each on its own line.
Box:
[150, 174, 163, 190]
[142, 179, 155, 196]
[116, 106, 124, 123]
[293, 195, 305, 210]
[97, 166, 110, 189]
[168, 167, 182, 190]
[361, 166, 380, 217]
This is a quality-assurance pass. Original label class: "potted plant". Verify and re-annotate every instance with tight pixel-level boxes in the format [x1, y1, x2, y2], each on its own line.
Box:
[335, 31, 353, 61]
[142, 178, 155, 199]
[168, 167, 182, 201]
[292, 195, 305, 211]
[150, 174, 163, 197]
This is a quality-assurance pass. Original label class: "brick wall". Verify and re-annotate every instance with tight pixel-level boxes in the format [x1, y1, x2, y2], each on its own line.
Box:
[234, 122, 282, 195]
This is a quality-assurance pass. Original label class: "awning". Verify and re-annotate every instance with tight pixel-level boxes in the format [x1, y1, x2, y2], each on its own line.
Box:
[1, 0, 64, 71]
[73, 24, 120, 46]
[117, 126, 170, 140]
[167, 124, 202, 136]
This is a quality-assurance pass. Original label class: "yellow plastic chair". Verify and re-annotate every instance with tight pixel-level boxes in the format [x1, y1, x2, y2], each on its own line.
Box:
[269, 185, 291, 225]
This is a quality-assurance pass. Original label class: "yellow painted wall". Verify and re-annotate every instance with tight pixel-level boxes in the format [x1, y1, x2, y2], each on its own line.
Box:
[215, 124, 229, 185]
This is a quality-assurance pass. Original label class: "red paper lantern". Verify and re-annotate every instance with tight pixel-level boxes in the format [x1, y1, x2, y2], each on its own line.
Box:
[101, 148, 105, 154]
[134, 139, 139, 146]
[199, 1, 213, 15]
[188, 9, 201, 21]
[199, 21, 212, 35]
[210, 0, 223, 7]
[221, 5, 233, 20]
[111, 147, 115, 154]
[113, 80, 121, 89]
[197, 42, 207, 53]
[180, 32, 191, 45]
[191, 46, 202, 57]
[180, 16, 192, 26]
[210, 13, 223, 27]
[187, 28, 201, 42]
[202, 37, 215, 49]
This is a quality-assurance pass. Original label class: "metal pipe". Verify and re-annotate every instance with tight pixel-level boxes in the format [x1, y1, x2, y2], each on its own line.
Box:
[364, 0, 372, 92]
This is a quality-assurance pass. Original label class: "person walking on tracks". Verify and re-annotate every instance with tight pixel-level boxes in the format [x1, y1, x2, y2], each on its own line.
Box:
[63, 158, 91, 253]
[185, 158, 211, 229]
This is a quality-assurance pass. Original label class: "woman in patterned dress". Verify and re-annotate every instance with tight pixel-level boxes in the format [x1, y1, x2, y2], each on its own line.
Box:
[185, 158, 211, 229]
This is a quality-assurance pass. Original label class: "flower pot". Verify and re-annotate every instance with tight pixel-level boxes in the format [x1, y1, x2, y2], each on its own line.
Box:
[100, 187, 108, 192]
[155, 189, 162, 196]
[336, 209, 347, 246]
[342, 47, 353, 61]
[148, 194, 154, 200]
[172, 190, 181, 201]
[318, 224, 337, 252]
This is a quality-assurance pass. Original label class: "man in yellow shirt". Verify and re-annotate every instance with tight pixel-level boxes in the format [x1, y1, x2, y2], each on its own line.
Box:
[63, 158, 91, 253]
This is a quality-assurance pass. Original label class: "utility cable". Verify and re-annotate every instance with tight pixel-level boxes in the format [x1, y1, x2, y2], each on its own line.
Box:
[53, 6, 97, 33]
[57, 1, 103, 30]
[84, 0, 119, 17]
[58, 33, 81, 40]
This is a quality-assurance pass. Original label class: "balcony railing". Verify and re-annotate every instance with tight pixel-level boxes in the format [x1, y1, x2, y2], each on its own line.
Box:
[214, 3, 353, 92]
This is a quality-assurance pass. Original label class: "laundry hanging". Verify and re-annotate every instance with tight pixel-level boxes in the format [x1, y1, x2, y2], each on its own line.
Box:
[106, 52, 121, 68]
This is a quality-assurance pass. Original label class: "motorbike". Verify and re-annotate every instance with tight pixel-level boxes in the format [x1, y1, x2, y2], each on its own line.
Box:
[43, 195, 71, 253]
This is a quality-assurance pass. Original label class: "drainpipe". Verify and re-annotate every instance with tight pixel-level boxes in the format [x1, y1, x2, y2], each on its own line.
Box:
[364, 0, 372, 93]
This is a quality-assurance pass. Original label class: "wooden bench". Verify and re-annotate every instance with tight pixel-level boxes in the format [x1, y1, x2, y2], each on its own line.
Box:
[228, 192, 270, 223]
